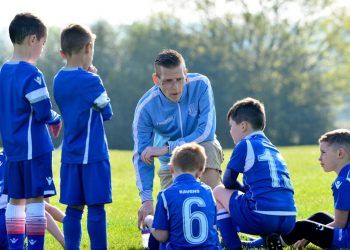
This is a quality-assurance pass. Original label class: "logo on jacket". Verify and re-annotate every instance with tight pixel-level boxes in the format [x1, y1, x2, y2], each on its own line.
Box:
[156, 116, 174, 126]
[188, 103, 198, 116]
[34, 76, 42, 85]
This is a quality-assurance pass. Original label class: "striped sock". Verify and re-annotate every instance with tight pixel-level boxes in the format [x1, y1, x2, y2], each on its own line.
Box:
[216, 208, 241, 250]
[26, 203, 46, 250]
[5, 204, 26, 250]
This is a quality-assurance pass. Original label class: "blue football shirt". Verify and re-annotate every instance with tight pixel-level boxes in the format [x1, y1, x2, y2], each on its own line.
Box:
[0, 61, 59, 161]
[54, 67, 112, 164]
[152, 174, 220, 249]
[227, 131, 296, 215]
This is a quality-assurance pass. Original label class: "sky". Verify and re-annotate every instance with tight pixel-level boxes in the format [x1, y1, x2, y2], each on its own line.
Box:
[0, 0, 349, 32]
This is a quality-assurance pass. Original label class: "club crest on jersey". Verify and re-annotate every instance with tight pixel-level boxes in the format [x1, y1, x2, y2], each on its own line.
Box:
[34, 76, 42, 85]
[188, 103, 198, 116]
[10, 238, 18, 244]
[335, 181, 342, 189]
[46, 177, 53, 185]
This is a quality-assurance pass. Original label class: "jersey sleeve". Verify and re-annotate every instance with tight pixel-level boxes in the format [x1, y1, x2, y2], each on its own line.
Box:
[334, 180, 350, 211]
[84, 75, 113, 121]
[152, 192, 170, 230]
[132, 102, 155, 202]
[226, 141, 247, 173]
[24, 72, 61, 124]
[167, 77, 215, 152]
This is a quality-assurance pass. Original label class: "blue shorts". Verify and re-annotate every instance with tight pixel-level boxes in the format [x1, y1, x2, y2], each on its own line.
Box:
[60, 160, 112, 206]
[4, 152, 56, 199]
[0, 208, 7, 249]
[229, 191, 295, 235]
[333, 227, 350, 248]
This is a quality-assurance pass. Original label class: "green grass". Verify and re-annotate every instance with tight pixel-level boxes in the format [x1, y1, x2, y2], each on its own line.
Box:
[44, 145, 334, 249]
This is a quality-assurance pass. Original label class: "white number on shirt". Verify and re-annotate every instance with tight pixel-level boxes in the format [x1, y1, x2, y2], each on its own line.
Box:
[182, 197, 208, 244]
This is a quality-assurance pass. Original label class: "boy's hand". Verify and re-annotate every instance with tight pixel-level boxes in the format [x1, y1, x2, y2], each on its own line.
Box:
[87, 65, 98, 74]
[138, 200, 154, 229]
[49, 121, 62, 138]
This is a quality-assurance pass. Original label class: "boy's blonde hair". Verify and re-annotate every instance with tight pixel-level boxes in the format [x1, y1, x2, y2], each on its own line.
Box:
[170, 143, 206, 173]
[60, 24, 96, 57]
[319, 129, 350, 154]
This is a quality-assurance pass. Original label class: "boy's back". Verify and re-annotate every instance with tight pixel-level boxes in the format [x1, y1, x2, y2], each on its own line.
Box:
[153, 173, 220, 249]
[54, 68, 110, 164]
[0, 61, 54, 160]
[228, 131, 296, 214]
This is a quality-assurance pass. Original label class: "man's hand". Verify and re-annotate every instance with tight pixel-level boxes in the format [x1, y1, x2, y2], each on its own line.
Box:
[49, 121, 62, 138]
[141, 146, 168, 165]
[138, 200, 154, 229]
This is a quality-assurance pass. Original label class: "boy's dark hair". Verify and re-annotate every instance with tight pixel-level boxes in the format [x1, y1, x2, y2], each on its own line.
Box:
[227, 97, 266, 130]
[61, 24, 95, 57]
[170, 143, 206, 173]
[9, 13, 47, 44]
[154, 49, 186, 76]
[319, 129, 350, 153]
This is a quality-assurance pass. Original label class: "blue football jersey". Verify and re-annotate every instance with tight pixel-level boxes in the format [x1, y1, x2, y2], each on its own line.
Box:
[152, 174, 220, 249]
[0, 152, 5, 196]
[53, 67, 113, 164]
[0, 61, 59, 161]
[227, 131, 296, 215]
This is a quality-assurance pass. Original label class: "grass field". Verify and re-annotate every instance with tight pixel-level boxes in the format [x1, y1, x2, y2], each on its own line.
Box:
[44, 145, 335, 249]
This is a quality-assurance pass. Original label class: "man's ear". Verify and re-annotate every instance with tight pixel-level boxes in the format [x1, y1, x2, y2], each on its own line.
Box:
[152, 73, 160, 85]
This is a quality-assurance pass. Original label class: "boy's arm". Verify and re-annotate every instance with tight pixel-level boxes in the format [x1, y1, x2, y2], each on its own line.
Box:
[93, 91, 113, 121]
[328, 209, 348, 228]
[144, 215, 169, 243]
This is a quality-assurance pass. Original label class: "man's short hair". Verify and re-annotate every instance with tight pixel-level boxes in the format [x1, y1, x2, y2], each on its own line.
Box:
[154, 49, 186, 76]
[319, 129, 350, 154]
[170, 143, 206, 173]
[227, 97, 266, 130]
[61, 24, 96, 57]
[9, 13, 47, 44]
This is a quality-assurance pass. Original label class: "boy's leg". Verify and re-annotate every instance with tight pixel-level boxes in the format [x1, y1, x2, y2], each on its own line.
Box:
[26, 199, 46, 250]
[282, 220, 333, 249]
[213, 186, 241, 250]
[46, 211, 65, 248]
[0, 208, 8, 249]
[87, 205, 107, 250]
[6, 200, 26, 250]
[63, 206, 83, 250]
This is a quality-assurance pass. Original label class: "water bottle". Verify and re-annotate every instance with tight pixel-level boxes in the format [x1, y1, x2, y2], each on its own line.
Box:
[141, 227, 151, 248]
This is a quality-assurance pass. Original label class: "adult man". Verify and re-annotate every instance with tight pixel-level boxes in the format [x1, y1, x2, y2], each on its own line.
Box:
[132, 49, 223, 227]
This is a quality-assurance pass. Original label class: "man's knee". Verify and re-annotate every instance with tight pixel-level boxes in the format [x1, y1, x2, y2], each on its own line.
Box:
[201, 168, 221, 189]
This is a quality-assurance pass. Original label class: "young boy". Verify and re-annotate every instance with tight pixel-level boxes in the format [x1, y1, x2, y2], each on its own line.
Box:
[213, 97, 296, 249]
[0, 152, 8, 250]
[0, 13, 61, 250]
[280, 129, 350, 248]
[53, 24, 113, 249]
[143, 142, 221, 249]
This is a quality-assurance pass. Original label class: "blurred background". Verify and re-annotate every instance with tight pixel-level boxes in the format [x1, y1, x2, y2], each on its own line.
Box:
[0, 0, 349, 149]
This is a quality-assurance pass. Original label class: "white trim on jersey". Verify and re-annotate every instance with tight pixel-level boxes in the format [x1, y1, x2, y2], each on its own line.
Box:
[244, 140, 255, 172]
[25, 87, 49, 104]
[0, 194, 7, 209]
[44, 190, 55, 195]
[161, 191, 170, 220]
[27, 107, 33, 160]
[83, 108, 93, 164]
[94, 91, 110, 109]
[253, 210, 297, 216]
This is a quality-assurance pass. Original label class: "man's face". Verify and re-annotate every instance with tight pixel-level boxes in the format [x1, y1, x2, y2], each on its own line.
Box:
[155, 64, 187, 102]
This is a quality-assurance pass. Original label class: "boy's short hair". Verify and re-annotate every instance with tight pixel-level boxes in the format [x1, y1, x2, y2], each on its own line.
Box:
[9, 13, 47, 44]
[60, 24, 96, 57]
[227, 97, 266, 130]
[319, 129, 350, 154]
[170, 143, 206, 173]
[154, 49, 186, 76]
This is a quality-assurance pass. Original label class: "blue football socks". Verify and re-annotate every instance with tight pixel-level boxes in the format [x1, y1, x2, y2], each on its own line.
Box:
[64, 207, 83, 250]
[87, 205, 107, 250]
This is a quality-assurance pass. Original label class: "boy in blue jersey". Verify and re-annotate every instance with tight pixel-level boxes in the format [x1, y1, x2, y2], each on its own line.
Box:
[53, 24, 113, 250]
[0, 13, 62, 250]
[0, 152, 8, 250]
[143, 142, 221, 249]
[213, 97, 296, 250]
[279, 129, 350, 249]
